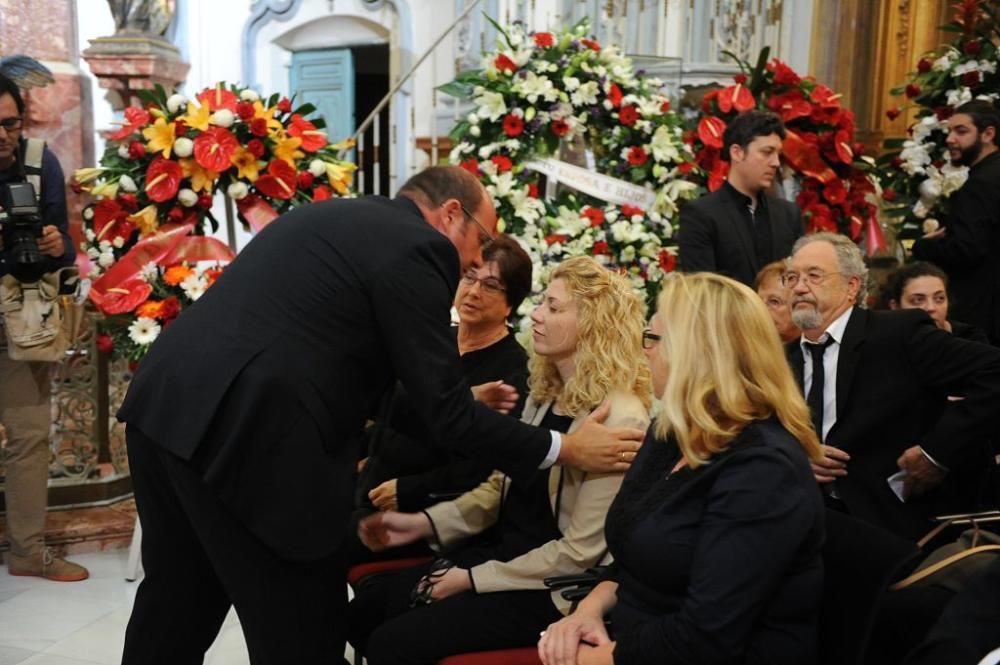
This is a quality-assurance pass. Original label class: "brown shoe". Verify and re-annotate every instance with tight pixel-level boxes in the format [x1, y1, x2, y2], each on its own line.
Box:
[8, 548, 89, 582]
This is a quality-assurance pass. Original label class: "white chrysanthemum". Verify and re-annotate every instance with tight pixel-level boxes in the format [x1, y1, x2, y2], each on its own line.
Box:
[473, 90, 507, 122]
[180, 274, 209, 301]
[128, 317, 161, 346]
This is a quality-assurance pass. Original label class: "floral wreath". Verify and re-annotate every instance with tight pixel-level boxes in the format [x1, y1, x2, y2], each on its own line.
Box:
[688, 48, 881, 250]
[443, 18, 698, 312]
[73, 82, 358, 361]
[877, 0, 999, 238]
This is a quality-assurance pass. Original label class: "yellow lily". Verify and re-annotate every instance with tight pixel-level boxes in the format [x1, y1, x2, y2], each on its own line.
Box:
[183, 101, 212, 132]
[142, 118, 177, 158]
[230, 147, 261, 182]
[327, 138, 356, 152]
[128, 205, 160, 236]
[73, 167, 106, 184]
[90, 180, 119, 199]
[179, 158, 220, 193]
[325, 161, 357, 194]
[273, 134, 304, 166]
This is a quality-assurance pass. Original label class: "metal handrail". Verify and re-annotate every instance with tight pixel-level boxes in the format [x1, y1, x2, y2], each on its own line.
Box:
[337, 0, 483, 159]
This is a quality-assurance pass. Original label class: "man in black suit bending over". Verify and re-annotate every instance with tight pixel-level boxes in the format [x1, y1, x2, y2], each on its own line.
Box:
[784, 232, 1000, 541]
[117, 166, 646, 665]
[678, 110, 805, 285]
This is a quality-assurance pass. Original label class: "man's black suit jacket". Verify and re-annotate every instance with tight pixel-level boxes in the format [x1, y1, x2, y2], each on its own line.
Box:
[118, 196, 551, 561]
[786, 308, 1000, 540]
[677, 183, 805, 286]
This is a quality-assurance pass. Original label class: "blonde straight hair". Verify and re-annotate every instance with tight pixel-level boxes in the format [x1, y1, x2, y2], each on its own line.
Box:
[529, 256, 652, 416]
[652, 272, 821, 466]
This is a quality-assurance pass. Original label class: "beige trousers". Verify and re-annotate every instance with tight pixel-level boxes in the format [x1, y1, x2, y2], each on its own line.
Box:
[0, 346, 53, 559]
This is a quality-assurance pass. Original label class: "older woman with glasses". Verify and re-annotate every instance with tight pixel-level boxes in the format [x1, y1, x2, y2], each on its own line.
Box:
[348, 256, 652, 664]
[354, 235, 534, 544]
[539, 272, 825, 665]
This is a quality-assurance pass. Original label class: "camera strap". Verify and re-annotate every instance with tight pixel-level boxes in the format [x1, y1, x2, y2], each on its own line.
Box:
[21, 138, 44, 202]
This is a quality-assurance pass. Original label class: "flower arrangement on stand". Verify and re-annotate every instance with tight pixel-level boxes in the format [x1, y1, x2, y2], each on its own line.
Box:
[74, 82, 358, 361]
[442, 18, 698, 312]
[876, 0, 999, 238]
[688, 48, 882, 252]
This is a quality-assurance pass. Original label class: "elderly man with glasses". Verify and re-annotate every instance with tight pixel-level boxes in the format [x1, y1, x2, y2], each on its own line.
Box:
[783, 232, 1000, 541]
[0, 73, 83, 582]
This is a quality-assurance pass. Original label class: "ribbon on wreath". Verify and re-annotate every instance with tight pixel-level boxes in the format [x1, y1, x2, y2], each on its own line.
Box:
[235, 194, 280, 233]
[781, 130, 837, 185]
[89, 223, 236, 315]
[524, 158, 659, 209]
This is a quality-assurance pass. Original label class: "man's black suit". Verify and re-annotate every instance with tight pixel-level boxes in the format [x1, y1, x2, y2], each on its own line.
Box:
[913, 150, 1000, 344]
[786, 307, 1000, 540]
[118, 195, 552, 663]
[677, 182, 805, 286]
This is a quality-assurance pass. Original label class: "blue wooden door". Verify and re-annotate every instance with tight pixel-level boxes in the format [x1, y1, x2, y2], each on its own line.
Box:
[289, 49, 355, 145]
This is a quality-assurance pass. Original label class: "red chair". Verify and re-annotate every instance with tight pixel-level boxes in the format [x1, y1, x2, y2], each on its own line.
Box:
[438, 647, 542, 665]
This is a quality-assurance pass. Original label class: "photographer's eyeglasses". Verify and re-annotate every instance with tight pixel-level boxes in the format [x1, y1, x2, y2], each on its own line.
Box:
[461, 271, 507, 297]
[642, 329, 662, 350]
[0, 117, 23, 132]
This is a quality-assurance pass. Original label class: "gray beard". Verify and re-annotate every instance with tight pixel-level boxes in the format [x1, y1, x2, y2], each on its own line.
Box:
[791, 307, 823, 331]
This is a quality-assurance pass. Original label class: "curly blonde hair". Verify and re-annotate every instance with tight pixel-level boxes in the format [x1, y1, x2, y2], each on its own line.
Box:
[528, 256, 652, 416]
[651, 272, 821, 467]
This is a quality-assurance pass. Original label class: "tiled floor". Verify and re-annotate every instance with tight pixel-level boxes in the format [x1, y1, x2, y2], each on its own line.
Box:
[0, 549, 252, 665]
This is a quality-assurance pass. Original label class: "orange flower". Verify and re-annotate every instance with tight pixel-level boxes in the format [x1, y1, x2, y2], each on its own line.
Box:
[136, 300, 165, 319]
[163, 264, 195, 286]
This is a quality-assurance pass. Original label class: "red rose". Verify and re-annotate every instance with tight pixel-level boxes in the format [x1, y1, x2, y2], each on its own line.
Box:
[71, 181, 83, 194]
[197, 192, 213, 209]
[886, 107, 902, 121]
[527, 183, 539, 198]
[533, 32, 554, 48]
[236, 101, 255, 121]
[297, 171, 315, 190]
[167, 206, 184, 222]
[905, 84, 921, 99]
[582, 206, 605, 226]
[852, 142, 865, 157]
[173, 119, 187, 135]
[128, 141, 146, 160]
[620, 204, 644, 218]
[581, 38, 601, 52]
[159, 296, 181, 320]
[934, 105, 954, 121]
[964, 39, 982, 55]
[250, 117, 269, 137]
[545, 233, 568, 246]
[591, 240, 611, 256]
[607, 83, 623, 108]
[658, 249, 676, 273]
[491, 155, 513, 173]
[767, 59, 801, 86]
[626, 146, 648, 166]
[502, 114, 524, 137]
[618, 105, 639, 127]
[459, 158, 479, 175]
[917, 58, 932, 73]
[960, 71, 981, 88]
[277, 97, 292, 114]
[247, 139, 266, 158]
[312, 185, 332, 201]
[733, 73, 748, 85]
[677, 161, 694, 175]
[890, 156, 903, 169]
[494, 54, 517, 74]
[118, 193, 139, 212]
[660, 100, 671, 112]
[551, 119, 570, 137]
[882, 188, 897, 202]
[96, 333, 114, 355]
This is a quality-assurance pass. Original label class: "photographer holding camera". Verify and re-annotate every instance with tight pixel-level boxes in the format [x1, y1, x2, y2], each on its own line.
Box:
[0, 73, 85, 582]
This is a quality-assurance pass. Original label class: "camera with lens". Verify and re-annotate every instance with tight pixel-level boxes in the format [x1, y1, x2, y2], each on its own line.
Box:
[0, 181, 45, 282]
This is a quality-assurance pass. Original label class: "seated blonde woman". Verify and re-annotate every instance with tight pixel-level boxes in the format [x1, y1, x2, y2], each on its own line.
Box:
[347, 256, 652, 665]
[539, 272, 825, 665]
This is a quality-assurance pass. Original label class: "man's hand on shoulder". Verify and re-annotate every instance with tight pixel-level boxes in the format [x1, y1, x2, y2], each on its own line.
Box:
[557, 401, 645, 473]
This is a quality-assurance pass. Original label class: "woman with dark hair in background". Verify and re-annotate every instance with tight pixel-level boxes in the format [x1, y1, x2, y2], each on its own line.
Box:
[879, 261, 988, 343]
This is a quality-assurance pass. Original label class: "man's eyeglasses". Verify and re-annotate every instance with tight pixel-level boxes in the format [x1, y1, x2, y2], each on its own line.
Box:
[0, 117, 23, 131]
[459, 203, 495, 249]
[642, 329, 662, 350]
[461, 271, 507, 297]
[780, 270, 844, 289]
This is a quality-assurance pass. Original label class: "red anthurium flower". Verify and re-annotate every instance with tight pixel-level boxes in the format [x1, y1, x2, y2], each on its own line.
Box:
[193, 127, 239, 172]
[502, 114, 524, 137]
[312, 185, 332, 201]
[109, 107, 151, 141]
[834, 130, 854, 164]
[91, 199, 135, 244]
[766, 90, 812, 122]
[701, 89, 720, 114]
[255, 159, 298, 200]
[494, 54, 517, 74]
[810, 85, 842, 109]
[707, 160, 730, 192]
[767, 59, 801, 86]
[619, 105, 639, 127]
[717, 83, 755, 113]
[626, 146, 648, 166]
[197, 86, 238, 112]
[886, 107, 902, 121]
[606, 83, 623, 108]
[490, 155, 513, 173]
[297, 171, 315, 190]
[582, 207, 605, 226]
[288, 114, 327, 152]
[620, 204, 644, 218]
[534, 32, 554, 48]
[805, 204, 838, 234]
[551, 119, 570, 137]
[697, 116, 726, 149]
[848, 214, 864, 241]
[144, 157, 183, 203]
[91, 276, 153, 316]
[459, 158, 479, 175]
[822, 179, 847, 205]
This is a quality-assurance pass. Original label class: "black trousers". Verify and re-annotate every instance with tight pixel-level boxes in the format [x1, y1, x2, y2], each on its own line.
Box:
[122, 426, 348, 665]
[348, 561, 561, 665]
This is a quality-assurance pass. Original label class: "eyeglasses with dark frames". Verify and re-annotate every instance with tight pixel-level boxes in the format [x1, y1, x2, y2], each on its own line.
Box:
[460, 271, 507, 297]
[642, 329, 662, 350]
[780, 270, 844, 289]
[0, 117, 23, 131]
[458, 203, 495, 249]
